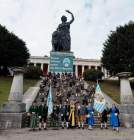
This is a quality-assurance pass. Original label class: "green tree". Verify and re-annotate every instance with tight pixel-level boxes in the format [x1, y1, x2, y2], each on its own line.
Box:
[83, 69, 104, 81]
[0, 24, 30, 75]
[102, 21, 134, 75]
[25, 66, 42, 79]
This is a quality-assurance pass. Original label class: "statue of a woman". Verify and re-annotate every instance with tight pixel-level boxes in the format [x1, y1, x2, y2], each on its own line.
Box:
[52, 10, 74, 52]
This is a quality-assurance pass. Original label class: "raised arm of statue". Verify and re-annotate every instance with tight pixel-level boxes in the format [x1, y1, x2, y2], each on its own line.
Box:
[66, 10, 74, 24]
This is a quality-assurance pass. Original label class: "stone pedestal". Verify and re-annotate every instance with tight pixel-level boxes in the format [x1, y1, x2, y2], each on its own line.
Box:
[120, 105, 134, 128]
[0, 113, 26, 129]
[49, 51, 74, 73]
[2, 102, 26, 113]
[117, 72, 134, 128]
[0, 67, 26, 129]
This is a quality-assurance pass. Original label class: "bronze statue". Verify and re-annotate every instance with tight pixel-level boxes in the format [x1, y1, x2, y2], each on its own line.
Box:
[52, 10, 74, 52]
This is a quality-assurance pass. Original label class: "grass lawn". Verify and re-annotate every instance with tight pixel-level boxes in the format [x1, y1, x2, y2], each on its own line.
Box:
[0, 76, 38, 105]
[99, 80, 120, 103]
[87, 80, 120, 103]
[87, 80, 134, 104]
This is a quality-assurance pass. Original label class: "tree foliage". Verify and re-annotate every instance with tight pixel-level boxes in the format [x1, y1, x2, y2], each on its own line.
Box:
[102, 21, 134, 75]
[25, 66, 42, 79]
[0, 24, 30, 75]
[83, 69, 104, 81]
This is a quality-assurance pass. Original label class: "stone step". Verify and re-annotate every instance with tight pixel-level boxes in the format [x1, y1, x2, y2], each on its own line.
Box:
[22, 87, 40, 112]
[45, 116, 110, 127]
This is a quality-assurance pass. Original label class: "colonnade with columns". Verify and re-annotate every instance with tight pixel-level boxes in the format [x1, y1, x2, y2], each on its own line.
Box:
[74, 64, 103, 77]
[29, 56, 108, 78]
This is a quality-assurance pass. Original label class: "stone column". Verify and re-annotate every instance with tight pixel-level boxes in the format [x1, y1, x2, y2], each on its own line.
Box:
[117, 72, 134, 104]
[34, 63, 36, 67]
[88, 65, 91, 70]
[0, 67, 26, 129]
[104, 68, 107, 78]
[41, 63, 44, 71]
[117, 72, 134, 128]
[8, 68, 23, 102]
[3, 67, 26, 112]
[82, 65, 84, 77]
[75, 65, 78, 77]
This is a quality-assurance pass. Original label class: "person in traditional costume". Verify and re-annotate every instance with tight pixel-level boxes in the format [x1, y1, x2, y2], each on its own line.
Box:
[29, 101, 38, 130]
[66, 102, 70, 128]
[60, 102, 70, 129]
[99, 106, 109, 129]
[51, 104, 60, 128]
[86, 102, 94, 130]
[76, 101, 86, 129]
[38, 103, 48, 130]
[109, 104, 120, 132]
[56, 90, 62, 104]
[82, 90, 89, 105]
[69, 101, 76, 128]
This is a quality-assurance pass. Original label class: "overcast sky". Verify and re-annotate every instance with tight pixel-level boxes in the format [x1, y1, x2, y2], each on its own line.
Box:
[0, 0, 134, 59]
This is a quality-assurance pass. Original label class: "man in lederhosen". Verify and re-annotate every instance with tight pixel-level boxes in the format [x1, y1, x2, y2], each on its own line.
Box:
[29, 101, 38, 131]
[38, 103, 48, 130]
[60, 101, 70, 129]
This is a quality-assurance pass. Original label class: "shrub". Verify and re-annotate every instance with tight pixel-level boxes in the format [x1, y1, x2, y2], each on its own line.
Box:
[25, 66, 42, 79]
[83, 69, 104, 81]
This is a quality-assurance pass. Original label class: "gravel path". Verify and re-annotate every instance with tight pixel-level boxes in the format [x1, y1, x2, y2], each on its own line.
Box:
[0, 128, 134, 140]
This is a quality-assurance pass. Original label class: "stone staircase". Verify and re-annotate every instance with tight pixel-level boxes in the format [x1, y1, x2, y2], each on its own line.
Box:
[24, 78, 119, 129]
[45, 115, 110, 129]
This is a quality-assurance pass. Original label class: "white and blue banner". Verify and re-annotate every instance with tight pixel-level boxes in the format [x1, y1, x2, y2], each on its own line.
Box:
[47, 85, 53, 116]
[93, 84, 106, 113]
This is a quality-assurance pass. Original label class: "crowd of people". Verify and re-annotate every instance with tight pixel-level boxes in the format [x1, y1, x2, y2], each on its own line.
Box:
[27, 73, 120, 132]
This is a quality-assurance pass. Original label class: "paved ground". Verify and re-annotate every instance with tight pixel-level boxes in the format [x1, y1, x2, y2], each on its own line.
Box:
[0, 128, 134, 140]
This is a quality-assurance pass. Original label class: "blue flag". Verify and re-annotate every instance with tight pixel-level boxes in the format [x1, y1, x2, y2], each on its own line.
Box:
[47, 85, 53, 116]
[93, 84, 106, 113]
